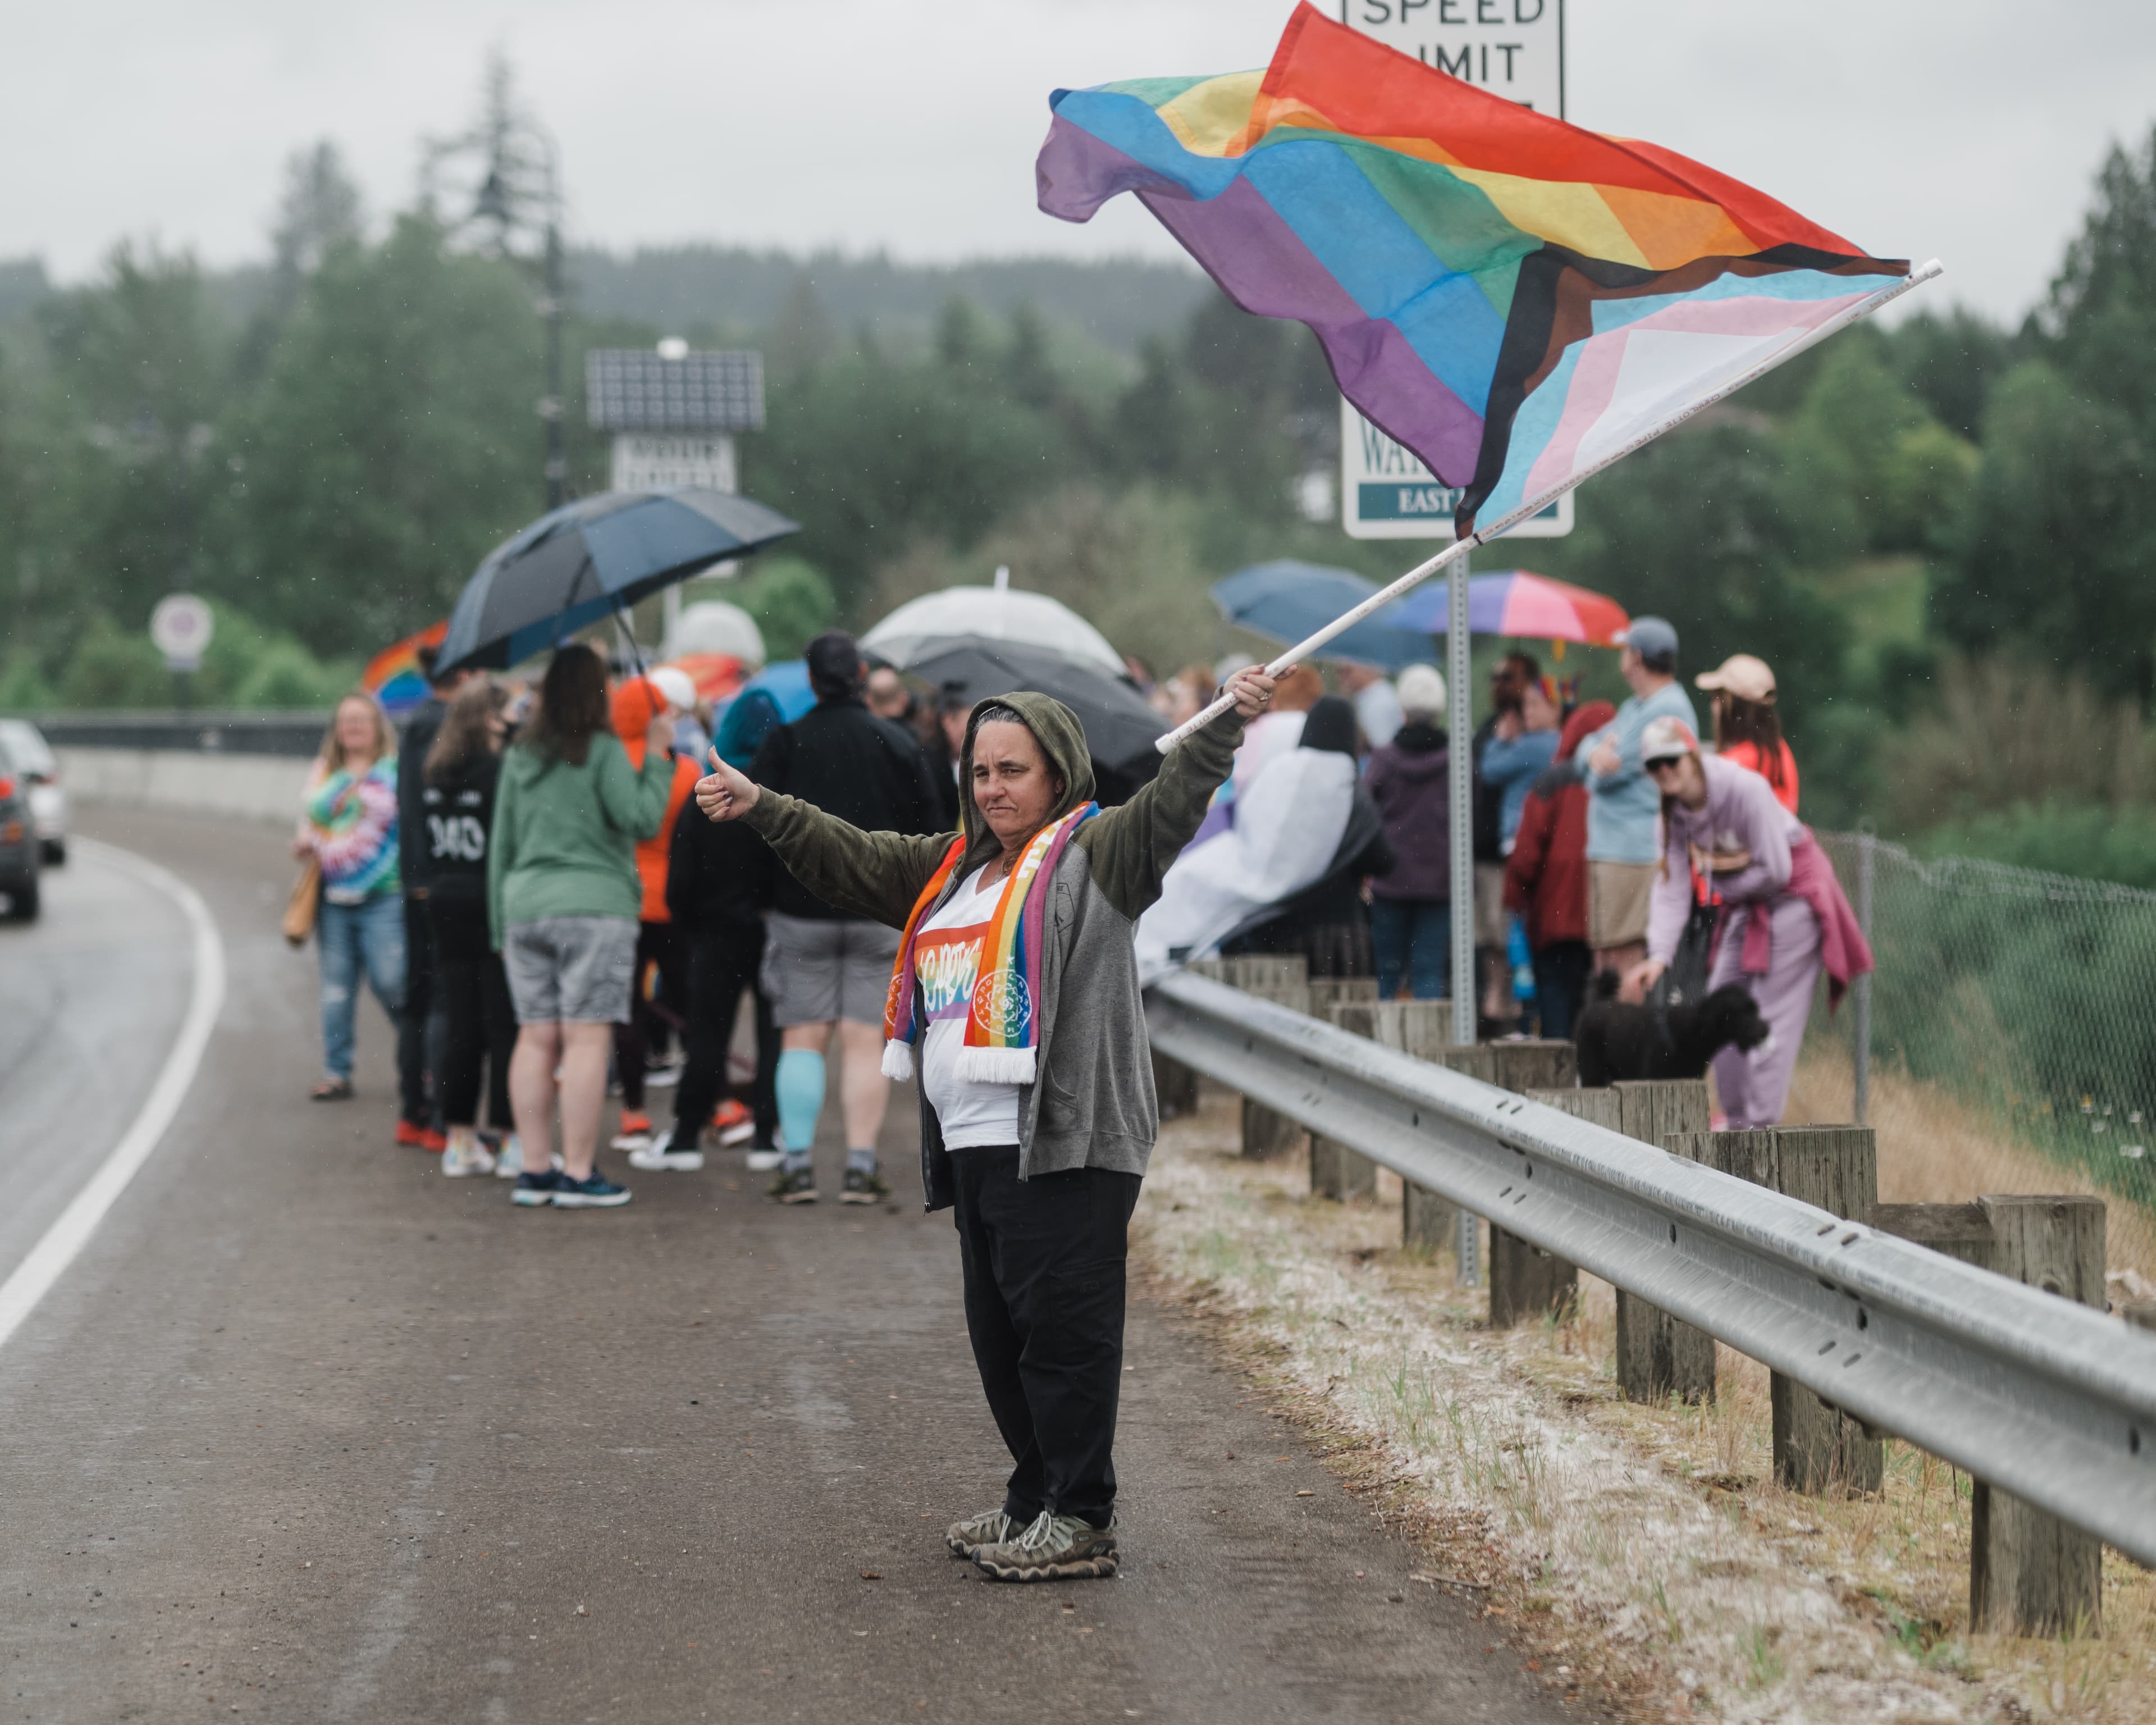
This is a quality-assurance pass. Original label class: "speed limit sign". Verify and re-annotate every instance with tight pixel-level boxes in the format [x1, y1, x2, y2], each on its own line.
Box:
[150, 594, 215, 673]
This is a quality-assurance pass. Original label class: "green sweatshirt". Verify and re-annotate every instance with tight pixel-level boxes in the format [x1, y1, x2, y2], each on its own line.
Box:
[487, 732, 674, 946]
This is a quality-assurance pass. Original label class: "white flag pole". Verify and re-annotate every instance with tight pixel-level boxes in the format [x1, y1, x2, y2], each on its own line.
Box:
[1155, 258, 1943, 754]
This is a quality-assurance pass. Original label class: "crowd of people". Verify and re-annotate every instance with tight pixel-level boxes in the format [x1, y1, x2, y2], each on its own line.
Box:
[285, 599, 1858, 1582]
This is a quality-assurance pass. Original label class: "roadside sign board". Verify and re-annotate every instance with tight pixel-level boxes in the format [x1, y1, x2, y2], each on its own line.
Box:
[1336, 2, 1571, 540]
[609, 433, 737, 494]
[1339, 400, 1574, 540]
[150, 593, 214, 673]
[1333, 1, 1564, 116]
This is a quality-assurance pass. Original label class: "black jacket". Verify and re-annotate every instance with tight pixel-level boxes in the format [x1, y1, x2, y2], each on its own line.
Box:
[666, 801, 775, 934]
[398, 696, 447, 888]
[418, 751, 501, 903]
[747, 696, 943, 920]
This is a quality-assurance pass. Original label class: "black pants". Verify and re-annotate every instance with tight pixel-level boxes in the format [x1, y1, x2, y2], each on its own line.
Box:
[612, 921, 687, 1113]
[673, 919, 779, 1149]
[428, 898, 515, 1131]
[951, 1149, 1140, 1529]
[399, 894, 437, 1127]
[1531, 940, 1593, 1041]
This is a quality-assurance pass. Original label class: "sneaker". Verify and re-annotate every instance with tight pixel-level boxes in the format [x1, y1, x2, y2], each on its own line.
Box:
[712, 1098, 754, 1146]
[628, 1128, 705, 1172]
[610, 1111, 655, 1152]
[770, 1166, 817, 1204]
[395, 1119, 447, 1153]
[841, 1166, 890, 1206]
[945, 1508, 1021, 1560]
[440, 1129, 496, 1179]
[493, 1134, 525, 1179]
[552, 1170, 633, 1209]
[512, 1170, 562, 1207]
[744, 1146, 785, 1172]
[970, 1510, 1118, 1583]
[644, 1064, 681, 1089]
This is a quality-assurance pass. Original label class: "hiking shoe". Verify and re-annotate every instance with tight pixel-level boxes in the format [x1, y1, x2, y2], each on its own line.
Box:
[744, 1147, 784, 1172]
[945, 1508, 1021, 1560]
[553, 1171, 632, 1209]
[628, 1128, 704, 1172]
[770, 1166, 818, 1204]
[395, 1119, 447, 1153]
[493, 1134, 525, 1179]
[440, 1130, 496, 1178]
[841, 1166, 890, 1205]
[971, 1510, 1117, 1582]
[511, 1170, 562, 1208]
[610, 1111, 655, 1152]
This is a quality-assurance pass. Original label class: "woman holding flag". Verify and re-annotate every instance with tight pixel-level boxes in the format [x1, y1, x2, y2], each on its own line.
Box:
[693, 665, 1276, 1582]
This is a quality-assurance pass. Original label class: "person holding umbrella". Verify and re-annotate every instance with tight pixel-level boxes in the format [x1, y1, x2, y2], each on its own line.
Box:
[693, 665, 1278, 1582]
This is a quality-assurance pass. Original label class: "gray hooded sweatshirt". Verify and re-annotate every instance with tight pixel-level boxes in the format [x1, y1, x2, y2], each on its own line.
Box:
[739, 690, 1243, 1211]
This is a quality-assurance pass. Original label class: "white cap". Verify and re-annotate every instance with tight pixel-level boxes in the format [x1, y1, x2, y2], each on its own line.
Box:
[1396, 663, 1447, 720]
[1639, 715, 1702, 765]
[1695, 653, 1776, 703]
[650, 666, 698, 714]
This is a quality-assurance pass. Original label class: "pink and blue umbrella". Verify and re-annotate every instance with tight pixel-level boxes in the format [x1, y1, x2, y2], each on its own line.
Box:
[1212, 562, 1628, 672]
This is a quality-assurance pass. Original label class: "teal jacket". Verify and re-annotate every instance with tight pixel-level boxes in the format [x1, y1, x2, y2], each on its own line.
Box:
[488, 733, 674, 946]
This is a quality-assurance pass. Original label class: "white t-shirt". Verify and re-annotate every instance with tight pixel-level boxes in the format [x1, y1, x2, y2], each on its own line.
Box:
[912, 865, 1024, 1150]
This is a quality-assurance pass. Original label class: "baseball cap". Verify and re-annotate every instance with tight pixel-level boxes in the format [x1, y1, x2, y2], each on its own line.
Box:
[1694, 653, 1776, 703]
[1616, 615, 1678, 670]
[650, 665, 698, 714]
[1639, 715, 1700, 765]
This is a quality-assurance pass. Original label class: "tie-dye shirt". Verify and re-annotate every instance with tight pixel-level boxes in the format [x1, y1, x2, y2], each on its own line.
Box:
[301, 756, 402, 904]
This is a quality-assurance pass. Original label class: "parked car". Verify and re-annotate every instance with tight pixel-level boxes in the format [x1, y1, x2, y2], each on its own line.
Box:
[0, 719, 63, 864]
[0, 733, 40, 920]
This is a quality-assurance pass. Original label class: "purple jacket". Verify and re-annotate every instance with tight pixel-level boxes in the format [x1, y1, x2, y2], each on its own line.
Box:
[1364, 725, 1451, 900]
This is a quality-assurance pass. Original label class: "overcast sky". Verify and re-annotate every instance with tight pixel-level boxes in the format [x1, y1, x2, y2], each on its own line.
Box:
[7, 0, 2153, 326]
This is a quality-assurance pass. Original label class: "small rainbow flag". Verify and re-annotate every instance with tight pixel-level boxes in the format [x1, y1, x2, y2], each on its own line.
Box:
[362, 619, 449, 718]
[1038, 4, 1910, 536]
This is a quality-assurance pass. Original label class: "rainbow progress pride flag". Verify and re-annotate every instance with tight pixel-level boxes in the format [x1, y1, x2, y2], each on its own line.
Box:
[1038, 4, 1910, 536]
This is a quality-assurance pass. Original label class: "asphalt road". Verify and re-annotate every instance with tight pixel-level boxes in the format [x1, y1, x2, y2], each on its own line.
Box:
[0, 809, 1569, 1724]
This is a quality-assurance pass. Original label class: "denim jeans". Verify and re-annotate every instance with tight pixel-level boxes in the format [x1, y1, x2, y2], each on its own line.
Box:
[318, 893, 407, 1083]
[1369, 896, 1451, 1000]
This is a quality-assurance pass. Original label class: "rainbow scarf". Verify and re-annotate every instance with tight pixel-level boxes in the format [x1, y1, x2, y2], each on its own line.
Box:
[880, 803, 1100, 1086]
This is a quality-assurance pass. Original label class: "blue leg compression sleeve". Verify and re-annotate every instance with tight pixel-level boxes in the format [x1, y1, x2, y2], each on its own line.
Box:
[775, 1048, 825, 1169]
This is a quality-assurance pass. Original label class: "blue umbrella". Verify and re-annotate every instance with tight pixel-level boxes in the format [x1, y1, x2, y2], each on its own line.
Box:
[710, 661, 815, 767]
[436, 486, 801, 673]
[1211, 560, 1429, 673]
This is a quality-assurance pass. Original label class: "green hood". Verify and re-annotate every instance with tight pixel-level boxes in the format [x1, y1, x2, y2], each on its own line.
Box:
[957, 689, 1095, 867]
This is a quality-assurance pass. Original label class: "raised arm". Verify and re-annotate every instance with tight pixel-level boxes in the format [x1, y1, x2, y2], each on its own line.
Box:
[1076, 667, 1272, 921]
[695, 751, 952, 930]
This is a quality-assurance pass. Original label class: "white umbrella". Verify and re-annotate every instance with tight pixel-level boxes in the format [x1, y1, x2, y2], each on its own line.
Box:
[861, 567, 1125, 677]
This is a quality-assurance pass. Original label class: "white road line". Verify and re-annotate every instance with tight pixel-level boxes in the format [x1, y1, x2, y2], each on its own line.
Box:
[0, 837, 226, 1355]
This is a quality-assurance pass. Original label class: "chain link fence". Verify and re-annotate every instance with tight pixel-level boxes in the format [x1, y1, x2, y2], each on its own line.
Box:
[1806, 829, 2156, 1231]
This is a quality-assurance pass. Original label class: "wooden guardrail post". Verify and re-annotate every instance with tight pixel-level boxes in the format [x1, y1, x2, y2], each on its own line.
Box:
[1974, 1194, 2107, 1638]
[1308, 975, 1380, 1015]
[1676, 1125, 1883, 1493]
[1203, 957, 1311, 1158]
[1609, 1081, 1714, 1402]
[1874, 1194, 2107, 1635]
[1325, 999, 1458, 1225]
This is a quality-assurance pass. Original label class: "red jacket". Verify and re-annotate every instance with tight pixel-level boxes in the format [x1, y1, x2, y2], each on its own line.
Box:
[1504, 701, 1615, 951]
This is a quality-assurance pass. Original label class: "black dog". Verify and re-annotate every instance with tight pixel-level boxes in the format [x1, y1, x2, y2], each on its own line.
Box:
[1573, 971, 1774, 1087]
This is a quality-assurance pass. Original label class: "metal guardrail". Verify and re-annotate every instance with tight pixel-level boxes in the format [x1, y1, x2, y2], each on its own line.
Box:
[1146, 969, 2156, 1567]
[13, 711, 332, 758]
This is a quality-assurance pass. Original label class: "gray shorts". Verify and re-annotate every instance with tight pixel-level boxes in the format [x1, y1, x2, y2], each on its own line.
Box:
[759, 912, 902, 1028]
[504, 916, 638, 1024]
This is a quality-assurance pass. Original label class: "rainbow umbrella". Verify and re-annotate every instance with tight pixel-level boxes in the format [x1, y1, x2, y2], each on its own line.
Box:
[363, 619, 449, 717]
[1387, 571, 1630, 649]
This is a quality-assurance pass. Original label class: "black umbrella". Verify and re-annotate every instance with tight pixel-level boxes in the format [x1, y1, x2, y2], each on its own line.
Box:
[903, 635, 1167, 802]
[436, 486, 801, 673]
